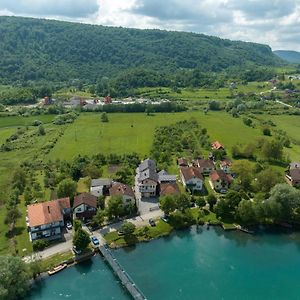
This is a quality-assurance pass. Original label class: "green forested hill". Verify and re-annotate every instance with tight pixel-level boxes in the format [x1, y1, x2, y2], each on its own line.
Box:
[274, 50, 300, 63]
[0, 16, 282, 84]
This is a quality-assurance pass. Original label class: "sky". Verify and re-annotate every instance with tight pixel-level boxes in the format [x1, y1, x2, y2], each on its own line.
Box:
[0, 0, 300, 51]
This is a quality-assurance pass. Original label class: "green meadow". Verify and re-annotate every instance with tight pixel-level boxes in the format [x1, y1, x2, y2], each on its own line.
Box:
[48, 111, 263, 160]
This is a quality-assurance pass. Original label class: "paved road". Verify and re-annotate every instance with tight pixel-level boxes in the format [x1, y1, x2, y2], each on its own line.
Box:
[23, 238, 73, 263]
[99, 209, 164, 235]
[23, 209, 164, 262]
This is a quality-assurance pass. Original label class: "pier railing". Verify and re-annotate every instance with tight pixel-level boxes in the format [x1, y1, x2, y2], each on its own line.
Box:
[99, 245, 147, 300]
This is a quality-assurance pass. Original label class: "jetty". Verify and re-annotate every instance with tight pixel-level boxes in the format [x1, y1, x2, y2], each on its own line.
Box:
[99, 245, 147, 300]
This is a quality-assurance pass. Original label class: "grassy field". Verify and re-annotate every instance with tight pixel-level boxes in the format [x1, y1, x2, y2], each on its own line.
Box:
[47, 111, 265, 160]
[0, 115, 54, 128]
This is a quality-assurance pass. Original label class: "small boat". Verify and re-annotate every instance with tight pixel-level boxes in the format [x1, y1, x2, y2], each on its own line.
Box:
[48, 264, 67, 276]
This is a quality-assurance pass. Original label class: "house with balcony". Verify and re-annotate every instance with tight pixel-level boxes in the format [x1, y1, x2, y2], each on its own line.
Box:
[209, 170, 233, 192]
[27, 197, 70, 242]
[73, 193, 97, 220]
[136, 158, 159, 198]
[180, 166, 204, 192]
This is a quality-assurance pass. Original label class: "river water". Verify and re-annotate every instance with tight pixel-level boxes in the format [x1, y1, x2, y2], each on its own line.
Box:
[28, 226, 300, 300]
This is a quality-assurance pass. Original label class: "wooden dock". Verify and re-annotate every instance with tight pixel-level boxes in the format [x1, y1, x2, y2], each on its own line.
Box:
[99, 245, 147, 300]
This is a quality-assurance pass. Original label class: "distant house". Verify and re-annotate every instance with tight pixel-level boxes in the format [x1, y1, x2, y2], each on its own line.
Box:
[160, 182, 180, 196]
[194, 159, 215, 175]
[177, 157, 189, 167]
[27, 197, 71, 242]
[209, 170, 233, 192]
[90, 178, 112, 197]
[136, 158, 159, 198]
[73, 193, 97, 220]
[211, 141, 224, 150]
[180, 167, 204, 192]
[220, 159, 232, 174]
[109, 182, 135, 206]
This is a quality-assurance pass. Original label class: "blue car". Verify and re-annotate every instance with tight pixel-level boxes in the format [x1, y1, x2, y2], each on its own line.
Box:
[91, 236, 100, 246]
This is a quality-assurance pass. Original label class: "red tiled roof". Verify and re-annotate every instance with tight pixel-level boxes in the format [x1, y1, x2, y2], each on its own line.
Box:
[212, 141, 224, 150]
[160, 182, 180, 196]
[109, 182, 135, 198]
[73, 193, 97, 209]
[27, 198, 69, 227]
[210, 170, 232, 183]
[180, 167, 204, 182]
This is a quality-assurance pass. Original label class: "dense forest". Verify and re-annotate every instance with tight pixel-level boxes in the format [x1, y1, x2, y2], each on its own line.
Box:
[0, 16, 283, 87]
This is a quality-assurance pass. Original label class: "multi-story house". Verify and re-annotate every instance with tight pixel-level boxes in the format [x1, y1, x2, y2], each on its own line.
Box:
[73, 193, 97, 220]
[180, 166, 203, 192]
[136, 158, 158, 198]
[209, 170, 233, 192]
[27, 197, 71, 242]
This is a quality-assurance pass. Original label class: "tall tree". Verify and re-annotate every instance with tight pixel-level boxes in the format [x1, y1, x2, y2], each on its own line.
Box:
[57, 178, 77, 199]
[0, 255, 30, 300]
[73, 228, 90, 252]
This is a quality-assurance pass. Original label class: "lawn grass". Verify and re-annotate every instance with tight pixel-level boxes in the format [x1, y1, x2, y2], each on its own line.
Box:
[77, 177, 90, 193]
[104, 220, 173, 247]
[47, 111, 265, 160]
[0, 206, 11, 254]
[0, 115, 55, 128]
[15, 198, 33, 256]
[40, 251, 74, 271]
[260, 115, 300, 160]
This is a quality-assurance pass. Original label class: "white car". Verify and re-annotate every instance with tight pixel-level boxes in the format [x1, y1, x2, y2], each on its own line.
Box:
[66, 222, 73, 230]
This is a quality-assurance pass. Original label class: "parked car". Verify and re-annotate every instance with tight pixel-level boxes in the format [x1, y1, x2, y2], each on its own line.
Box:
[91, 236, 99, 246]
[161, 215, 169, 223]
[72, 246, 82, 255]
[149, 218, 156, 227]
[66, 222, 72, 230]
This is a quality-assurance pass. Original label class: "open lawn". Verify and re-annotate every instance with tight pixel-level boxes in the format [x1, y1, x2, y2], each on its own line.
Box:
[262, 115, 300, 160]
[137, 87, 231, 101]
[0, 115, 54, 128]
[47, 111, 264, 160]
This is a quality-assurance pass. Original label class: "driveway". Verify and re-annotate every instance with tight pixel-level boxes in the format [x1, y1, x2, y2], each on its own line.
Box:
[23, 229, 73, 263]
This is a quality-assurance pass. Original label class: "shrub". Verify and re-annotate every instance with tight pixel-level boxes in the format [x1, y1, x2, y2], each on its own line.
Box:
[33, 239, 49, 251]
[32, 120, 42, 126]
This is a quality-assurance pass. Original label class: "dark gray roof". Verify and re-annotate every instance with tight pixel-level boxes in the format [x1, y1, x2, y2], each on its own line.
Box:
[139, 158, 156, 172]
[139, 168, 158, 182]
[91, 178, 112, 187]
[158, 174, 177, 183]
[158, 170, 168, 176]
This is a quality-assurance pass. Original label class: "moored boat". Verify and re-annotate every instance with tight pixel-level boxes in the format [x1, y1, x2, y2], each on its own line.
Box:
[48, 264, 67, 276]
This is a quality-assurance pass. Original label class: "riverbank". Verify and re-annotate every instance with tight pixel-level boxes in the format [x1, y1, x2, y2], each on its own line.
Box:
[104, 208, 239, 248]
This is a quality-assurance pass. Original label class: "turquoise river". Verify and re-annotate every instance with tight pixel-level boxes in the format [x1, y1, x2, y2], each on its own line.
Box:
[28, 226, 300, 300]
